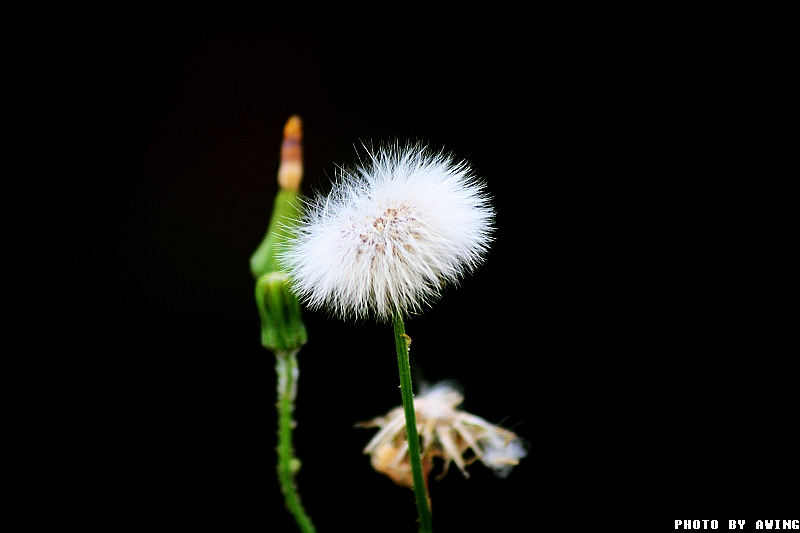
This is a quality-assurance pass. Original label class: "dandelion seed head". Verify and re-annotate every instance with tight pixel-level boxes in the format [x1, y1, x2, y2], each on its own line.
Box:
[280, 141, 494, 321]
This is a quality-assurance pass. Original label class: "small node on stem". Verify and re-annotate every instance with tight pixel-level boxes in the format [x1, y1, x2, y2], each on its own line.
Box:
[401, 334, 412, 350]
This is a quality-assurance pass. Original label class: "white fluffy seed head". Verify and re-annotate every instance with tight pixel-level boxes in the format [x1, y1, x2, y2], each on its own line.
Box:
[279, 141, 494, 321]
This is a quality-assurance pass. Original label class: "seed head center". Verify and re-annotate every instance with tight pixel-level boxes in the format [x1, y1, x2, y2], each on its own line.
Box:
[356, 203, 419, 252]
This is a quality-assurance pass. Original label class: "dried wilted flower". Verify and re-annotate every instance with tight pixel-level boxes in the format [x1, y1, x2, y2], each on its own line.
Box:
[358, 382, 527, 488]
[280, 142, 494, 321]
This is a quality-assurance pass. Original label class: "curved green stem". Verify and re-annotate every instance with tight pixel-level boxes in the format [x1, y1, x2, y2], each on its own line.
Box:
[276, 350, 317, 533]
[392, 313, 433, 533]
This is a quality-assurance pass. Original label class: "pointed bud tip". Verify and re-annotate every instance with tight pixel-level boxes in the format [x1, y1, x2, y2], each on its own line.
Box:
[283, 115, 302, 140]
[278, 115, 303, 192]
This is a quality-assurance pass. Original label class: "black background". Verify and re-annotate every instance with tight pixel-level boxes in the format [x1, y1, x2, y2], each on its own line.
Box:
[63, 4, 795, 530]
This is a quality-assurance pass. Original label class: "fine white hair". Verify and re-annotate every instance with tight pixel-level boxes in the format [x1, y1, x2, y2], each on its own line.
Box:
[280, 141, 494, 321]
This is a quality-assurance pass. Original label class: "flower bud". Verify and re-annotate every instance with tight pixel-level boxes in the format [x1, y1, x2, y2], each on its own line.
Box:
[251, 116, 308, 354]
[250, 115, 305, 279]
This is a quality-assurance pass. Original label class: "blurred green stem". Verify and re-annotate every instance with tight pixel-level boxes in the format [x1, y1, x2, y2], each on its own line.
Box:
[275, 349, 316, 533]
[392, 313, 433, 533]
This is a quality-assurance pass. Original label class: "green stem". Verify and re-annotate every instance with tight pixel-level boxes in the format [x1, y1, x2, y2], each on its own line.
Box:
[275, 350, 317, 533]
[392, 313, 433, 533]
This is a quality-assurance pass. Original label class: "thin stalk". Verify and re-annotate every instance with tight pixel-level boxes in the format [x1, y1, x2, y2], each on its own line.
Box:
[275, 350, 316, 533]
[392, 313, 433, 533]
